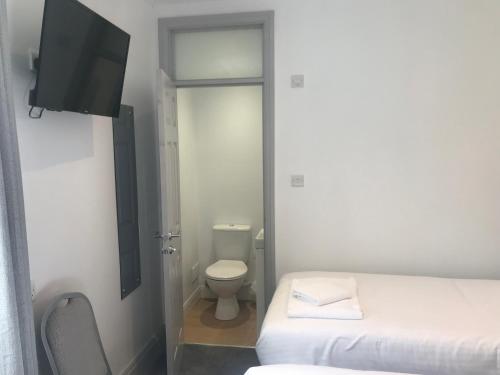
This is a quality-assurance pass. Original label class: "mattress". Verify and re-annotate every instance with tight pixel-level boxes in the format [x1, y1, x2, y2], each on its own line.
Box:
[245, 365, 412, 375]
[256, 271, 500, 375]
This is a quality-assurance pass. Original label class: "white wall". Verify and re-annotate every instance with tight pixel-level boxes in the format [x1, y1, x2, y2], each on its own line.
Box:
[156, 0, 500, 281]
[178, 86, 263, 300]
[7, 0, 162, 373]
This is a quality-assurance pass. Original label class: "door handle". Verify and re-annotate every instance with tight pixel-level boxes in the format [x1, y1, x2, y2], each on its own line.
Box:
[153, 232, 181, 241]
[161, 246, 177, 255]
[168, 232, 181, 241]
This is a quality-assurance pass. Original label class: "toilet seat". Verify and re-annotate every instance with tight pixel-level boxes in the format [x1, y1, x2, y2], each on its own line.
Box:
[206, 260, 248, 281]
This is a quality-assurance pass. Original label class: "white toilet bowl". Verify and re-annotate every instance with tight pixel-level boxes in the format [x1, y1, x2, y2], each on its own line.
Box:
[206, 260, 248, 320]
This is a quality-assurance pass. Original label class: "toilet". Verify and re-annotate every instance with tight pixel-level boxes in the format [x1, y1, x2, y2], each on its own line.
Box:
[206, 224, 251, 320]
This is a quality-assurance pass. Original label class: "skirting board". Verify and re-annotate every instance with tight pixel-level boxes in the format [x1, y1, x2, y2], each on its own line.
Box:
[120, 328, 165, 375]
[183, 285, 201, 311]
[200, 283, 257, 302]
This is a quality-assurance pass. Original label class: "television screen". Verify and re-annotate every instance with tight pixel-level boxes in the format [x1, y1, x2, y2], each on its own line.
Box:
[30, 0, 130, 118]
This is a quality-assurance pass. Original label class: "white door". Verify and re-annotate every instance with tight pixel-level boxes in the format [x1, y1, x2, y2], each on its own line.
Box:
[156, 69, 183, 375]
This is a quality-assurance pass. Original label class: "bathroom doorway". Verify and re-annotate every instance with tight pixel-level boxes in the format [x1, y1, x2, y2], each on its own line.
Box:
[157, 11, 274, 358]
[178, 85, 263, 346]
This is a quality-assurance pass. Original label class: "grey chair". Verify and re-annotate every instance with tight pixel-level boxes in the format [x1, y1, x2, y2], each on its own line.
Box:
[41, 292, 112, 375]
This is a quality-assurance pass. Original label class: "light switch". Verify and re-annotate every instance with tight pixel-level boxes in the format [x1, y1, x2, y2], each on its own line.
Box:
[291, 74, 304, 88]
[291, 174, 305, 187]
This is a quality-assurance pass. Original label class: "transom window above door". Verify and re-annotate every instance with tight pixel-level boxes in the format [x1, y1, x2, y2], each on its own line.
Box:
[173, 27, 263, 81]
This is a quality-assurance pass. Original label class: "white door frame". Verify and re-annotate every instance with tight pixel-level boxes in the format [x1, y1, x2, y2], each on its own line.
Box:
[157, 11, 276, 306]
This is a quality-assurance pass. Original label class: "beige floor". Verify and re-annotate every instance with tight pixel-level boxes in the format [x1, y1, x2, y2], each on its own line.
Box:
[184, 298, 257, 347]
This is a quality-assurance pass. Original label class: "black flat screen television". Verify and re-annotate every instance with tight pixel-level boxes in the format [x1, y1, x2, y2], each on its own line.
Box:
[30, 0, 130, 118]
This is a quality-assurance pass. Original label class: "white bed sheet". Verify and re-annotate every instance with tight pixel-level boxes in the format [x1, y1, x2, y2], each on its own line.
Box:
[256, 272, 500, 375]
[245, 365, 412, 375]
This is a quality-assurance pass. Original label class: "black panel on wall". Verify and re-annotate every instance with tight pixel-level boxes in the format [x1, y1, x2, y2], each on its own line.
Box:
[113, 105, 141, 299]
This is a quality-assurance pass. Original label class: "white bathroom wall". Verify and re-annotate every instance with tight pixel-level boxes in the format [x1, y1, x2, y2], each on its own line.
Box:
[157, 0, 500, 281]
[177, 86, 264, 299]
[7, 0, 162, 373]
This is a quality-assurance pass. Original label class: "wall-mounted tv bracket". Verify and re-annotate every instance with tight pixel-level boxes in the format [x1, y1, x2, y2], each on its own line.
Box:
[28, 49, 44, 119]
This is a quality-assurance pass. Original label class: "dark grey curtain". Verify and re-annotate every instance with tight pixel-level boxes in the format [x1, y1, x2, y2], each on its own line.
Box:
[0, 0, 38, 373]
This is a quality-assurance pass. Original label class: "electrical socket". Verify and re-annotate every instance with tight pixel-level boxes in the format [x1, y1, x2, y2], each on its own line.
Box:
[291, 74, 305, 88]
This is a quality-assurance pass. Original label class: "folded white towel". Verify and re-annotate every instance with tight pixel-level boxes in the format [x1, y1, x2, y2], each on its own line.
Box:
[288, 277, 363, 320]
[292, 278, 352, 306]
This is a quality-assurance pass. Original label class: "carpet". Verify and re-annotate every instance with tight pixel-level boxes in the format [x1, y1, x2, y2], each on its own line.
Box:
[180, 344, 260, 375]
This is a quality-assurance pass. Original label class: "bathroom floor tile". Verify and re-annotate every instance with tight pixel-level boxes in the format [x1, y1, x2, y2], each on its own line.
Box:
[184, 299, 257, 347]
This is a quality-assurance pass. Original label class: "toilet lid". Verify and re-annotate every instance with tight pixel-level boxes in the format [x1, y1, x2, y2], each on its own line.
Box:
[206, 260, 248, 281]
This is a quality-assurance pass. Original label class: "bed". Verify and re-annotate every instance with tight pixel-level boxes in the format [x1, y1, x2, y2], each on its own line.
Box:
[245, 365, 413, 375]
[256, 271, 500, 375]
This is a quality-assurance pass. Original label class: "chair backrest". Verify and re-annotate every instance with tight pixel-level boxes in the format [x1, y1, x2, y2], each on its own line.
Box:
[41, 293, 112, 375]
